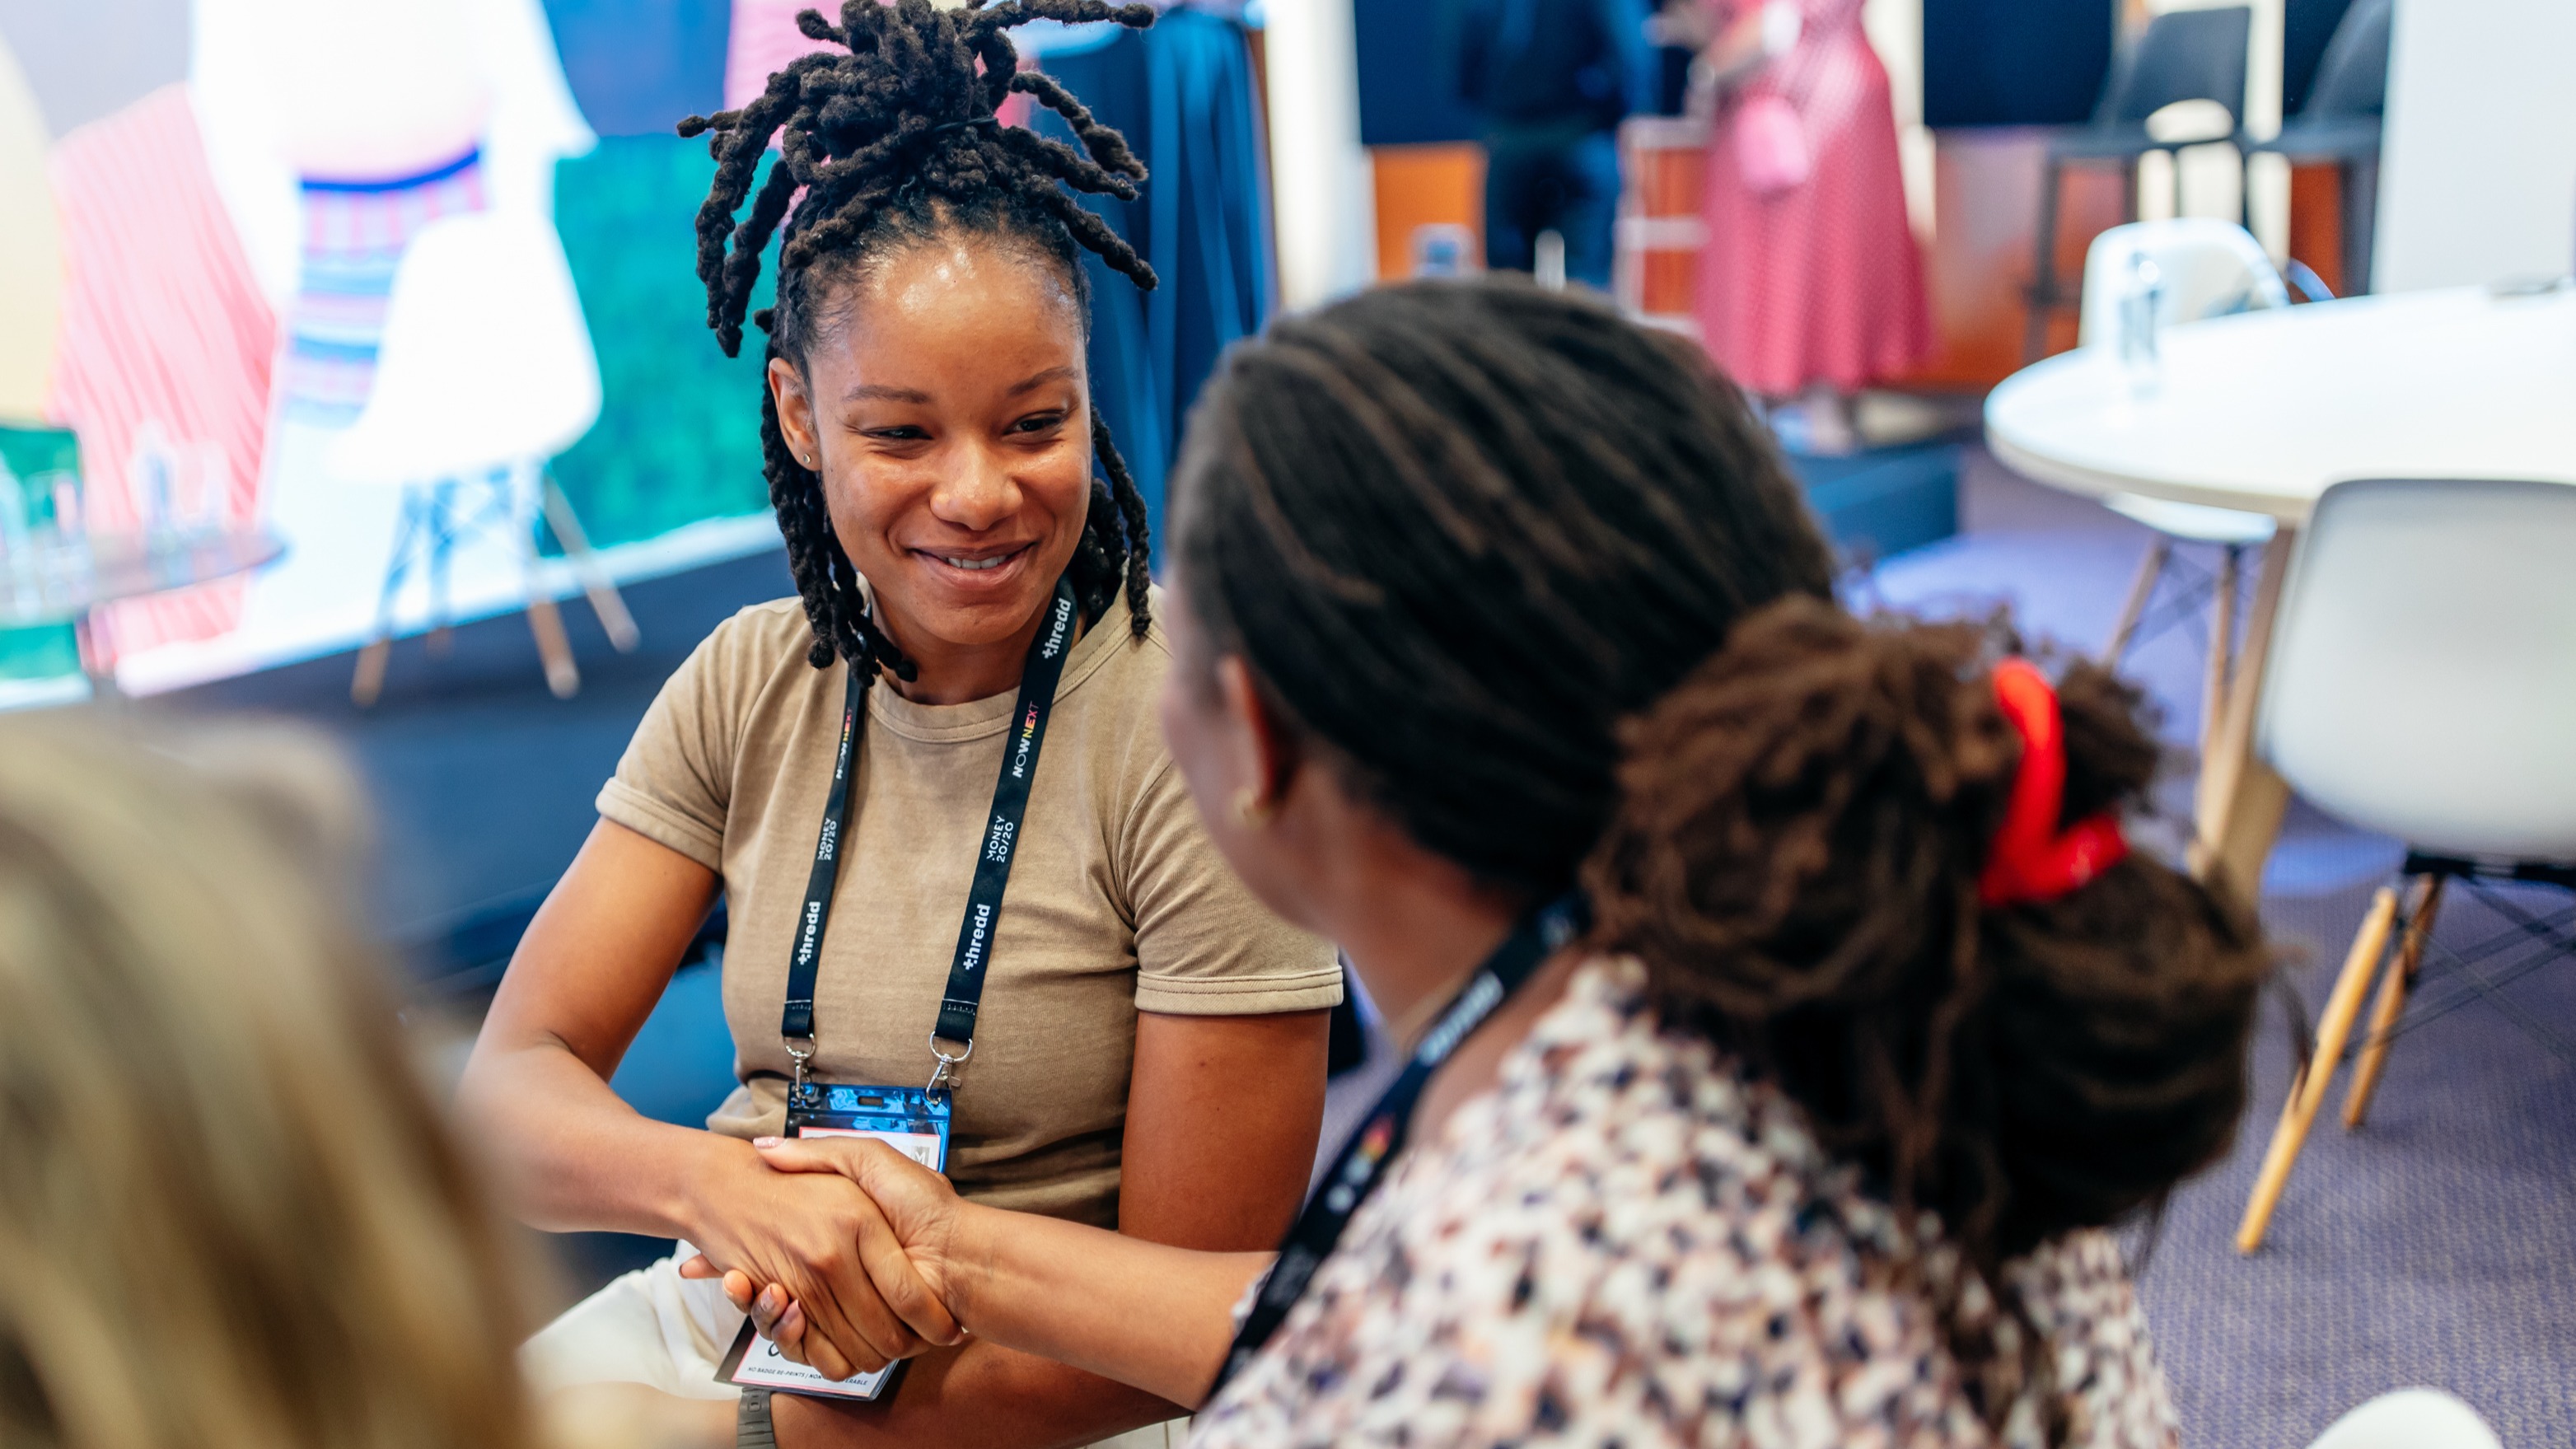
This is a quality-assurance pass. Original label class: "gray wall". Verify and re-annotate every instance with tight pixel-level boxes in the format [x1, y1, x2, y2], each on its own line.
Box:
[0, 0, 186, 138]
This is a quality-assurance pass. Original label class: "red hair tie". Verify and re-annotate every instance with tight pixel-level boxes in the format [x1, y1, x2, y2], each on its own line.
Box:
[1977, 659, 2129, 908]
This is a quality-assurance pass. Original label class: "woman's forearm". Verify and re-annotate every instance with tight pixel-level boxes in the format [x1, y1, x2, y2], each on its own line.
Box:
[458, 820, 737, 1239]
[456, 1033, 746, 1239]
[774, 1339, 1176, 1449]
[942, 1202, 1271, 1409]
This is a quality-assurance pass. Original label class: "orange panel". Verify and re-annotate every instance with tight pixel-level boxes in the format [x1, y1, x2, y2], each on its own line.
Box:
[1370, 143, 1485, 283]
[1640, 249, 1699, 316]
[1629, 140, 1705, 219]
[2287, 162, 2344, 297]
[1896, 129, 2128, 391]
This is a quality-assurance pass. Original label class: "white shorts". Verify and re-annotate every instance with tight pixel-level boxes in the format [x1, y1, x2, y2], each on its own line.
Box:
[522, 1246, 1182, 1447]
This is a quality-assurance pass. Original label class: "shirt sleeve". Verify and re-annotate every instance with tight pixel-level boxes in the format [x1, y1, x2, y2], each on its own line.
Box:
[1123, 756, 1344, 1017]
[595, 612, 753, 872]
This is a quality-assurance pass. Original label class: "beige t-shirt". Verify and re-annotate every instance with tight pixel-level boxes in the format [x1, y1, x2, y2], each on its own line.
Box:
[599, 589, 1341, 1228]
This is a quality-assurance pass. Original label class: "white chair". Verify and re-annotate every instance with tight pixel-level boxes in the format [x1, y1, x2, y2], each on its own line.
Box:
[328, 209, 636, 704]
[2306, 1389, 2502, 1449]
[2234, 477, 2576, 1253]
[2080, 220, 2304, 747]
[2074, 217, 2290, 347]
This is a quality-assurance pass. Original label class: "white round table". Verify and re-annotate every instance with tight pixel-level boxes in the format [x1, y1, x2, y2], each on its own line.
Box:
[1983, 283, 2576, 898]
[1986, 284, 2576, 523]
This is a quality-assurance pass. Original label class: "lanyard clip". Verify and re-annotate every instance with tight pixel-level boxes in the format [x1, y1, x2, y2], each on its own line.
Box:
[786, 1037, 816, 1096]
[926, 1033, 974, 1093]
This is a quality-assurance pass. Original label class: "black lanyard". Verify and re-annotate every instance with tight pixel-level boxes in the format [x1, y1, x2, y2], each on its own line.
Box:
[1209, 891, 1591, 1395]
[779, 574, 1080, 1093]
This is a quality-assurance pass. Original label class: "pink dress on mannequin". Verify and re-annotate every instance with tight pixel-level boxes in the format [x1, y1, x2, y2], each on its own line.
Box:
[1693, 0, 1928, 398]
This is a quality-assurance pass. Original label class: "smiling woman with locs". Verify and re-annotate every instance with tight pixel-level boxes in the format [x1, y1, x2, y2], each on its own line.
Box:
[455, 5, 1342, 1447]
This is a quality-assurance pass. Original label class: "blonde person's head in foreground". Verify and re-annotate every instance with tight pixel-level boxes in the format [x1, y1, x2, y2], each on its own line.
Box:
[0, 719, 537, 1449]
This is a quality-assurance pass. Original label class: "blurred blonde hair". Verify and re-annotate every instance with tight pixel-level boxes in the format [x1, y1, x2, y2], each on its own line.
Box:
[0, 717, 538, 1449]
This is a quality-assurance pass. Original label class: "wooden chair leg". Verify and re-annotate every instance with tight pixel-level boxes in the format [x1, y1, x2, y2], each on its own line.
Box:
[351, 640, 393, 707]
[2190, 531, 2297, 904]
[2237, 886, 2398, 1255]
[2201, 544, 2242, 757]
[353, 488, 424, 708]
[2105, 535, 2170, 664]
[526, 598, 579, 699]
[515, 469, 581, 699]
[2345, 875, 2445, 1129]
[540, 473, 641, 653]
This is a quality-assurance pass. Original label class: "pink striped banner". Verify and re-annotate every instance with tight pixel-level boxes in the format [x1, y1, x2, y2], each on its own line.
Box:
[44, 85, 277, 664]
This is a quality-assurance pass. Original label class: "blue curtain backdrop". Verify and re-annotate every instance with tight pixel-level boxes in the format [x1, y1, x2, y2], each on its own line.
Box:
[539, 0, 731, 138]
[1922, 0, 2112, 128]
[1034, 9, 1275, 564]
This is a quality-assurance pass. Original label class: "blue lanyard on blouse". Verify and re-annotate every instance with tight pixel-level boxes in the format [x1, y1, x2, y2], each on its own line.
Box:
[1209, 890, 1592, 1395]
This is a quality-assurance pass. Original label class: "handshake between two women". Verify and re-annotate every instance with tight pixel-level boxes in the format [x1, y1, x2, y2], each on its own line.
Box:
[676, 1135, 1264, 1412]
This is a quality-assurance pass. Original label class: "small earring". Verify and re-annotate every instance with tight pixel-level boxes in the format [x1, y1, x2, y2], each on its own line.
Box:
[1231, 786, 1275, 828]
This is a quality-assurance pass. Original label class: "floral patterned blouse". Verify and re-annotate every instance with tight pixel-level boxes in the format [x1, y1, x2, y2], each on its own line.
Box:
[1190, 957, 2180, 1449]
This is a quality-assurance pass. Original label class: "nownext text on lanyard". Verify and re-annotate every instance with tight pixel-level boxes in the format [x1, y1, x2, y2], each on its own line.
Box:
[1209, 890, 1591, 1395]
[778, 573, 1079, 1120]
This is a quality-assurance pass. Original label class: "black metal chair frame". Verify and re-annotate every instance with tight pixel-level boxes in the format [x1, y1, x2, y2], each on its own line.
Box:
[2357, 856, 2576, 1067]
[2243, 0, 2391, 295]
[2025, 6, 2255, 362]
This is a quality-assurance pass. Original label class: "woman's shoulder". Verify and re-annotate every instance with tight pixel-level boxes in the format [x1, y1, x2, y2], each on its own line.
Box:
[1207, 957, 2175, 1447]
[1050, 585, 1179, 779]
[1395, 958, 1880, 1303]
[702, 597, 831, 671]
[667, 598, 846, 726]
[1061, 582, 1175, 703]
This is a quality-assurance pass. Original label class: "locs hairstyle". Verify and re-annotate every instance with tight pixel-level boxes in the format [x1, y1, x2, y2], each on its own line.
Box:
[683, 0, 1160, 678]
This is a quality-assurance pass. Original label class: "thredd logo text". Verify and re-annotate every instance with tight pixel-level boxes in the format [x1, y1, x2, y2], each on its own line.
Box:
[958, 900, 994, 975]
[1037, 593, 1073, 661]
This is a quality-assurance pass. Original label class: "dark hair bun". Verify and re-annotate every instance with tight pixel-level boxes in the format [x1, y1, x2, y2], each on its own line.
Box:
[1585, 596, 2270, 1424]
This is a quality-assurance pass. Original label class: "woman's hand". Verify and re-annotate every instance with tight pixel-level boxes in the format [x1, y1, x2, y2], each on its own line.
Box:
[696, 1012, 1324, 1409]
[759, 1137, 970, 1281]
[676, 1141, 965, 1380]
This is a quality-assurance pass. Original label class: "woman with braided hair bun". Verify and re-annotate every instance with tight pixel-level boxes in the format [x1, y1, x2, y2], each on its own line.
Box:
[459, 7, 1342, 1447]
[727, 277, 2287, 1447]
